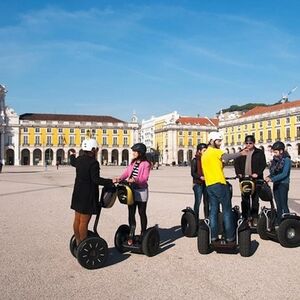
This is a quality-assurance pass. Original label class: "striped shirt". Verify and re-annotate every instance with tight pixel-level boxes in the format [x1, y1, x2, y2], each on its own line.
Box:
[130, 161, 141, 179]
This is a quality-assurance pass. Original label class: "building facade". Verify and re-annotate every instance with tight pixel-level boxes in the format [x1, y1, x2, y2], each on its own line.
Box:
[18, 113, 139, 166]
[219, 100, 300, 163]
[141, 112, 218, 165]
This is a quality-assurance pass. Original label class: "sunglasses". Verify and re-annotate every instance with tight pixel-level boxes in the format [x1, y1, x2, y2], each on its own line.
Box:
[245, 142, 254, 145]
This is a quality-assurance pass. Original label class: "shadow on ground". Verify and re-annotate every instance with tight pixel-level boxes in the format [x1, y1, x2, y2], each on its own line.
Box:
[158, 225, 184, 253]
[104, 247, 131, 268]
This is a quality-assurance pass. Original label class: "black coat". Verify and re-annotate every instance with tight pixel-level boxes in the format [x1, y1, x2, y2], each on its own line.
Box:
[70, 154, 113, 214]
[191, 156, 205, 185]
[234, 147, 266, 179]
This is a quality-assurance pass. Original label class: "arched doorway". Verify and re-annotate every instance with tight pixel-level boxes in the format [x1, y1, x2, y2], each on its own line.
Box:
[231, 148, 236, 153]
[33, 149, 42, 165]
[101, 149, 108, 165]
[45, 148, 53, 165]
[21, 149, 30, 165]
[67, 149, 76, 164]
[112, 149, 119, 165]
[187, 150, 193, 162]
[225, 148, 229, 154]
[178, 150, 184, 164]
[56, 149, 65, 164]
[122, 149, 129, 166]
[6, 149, 14, 165]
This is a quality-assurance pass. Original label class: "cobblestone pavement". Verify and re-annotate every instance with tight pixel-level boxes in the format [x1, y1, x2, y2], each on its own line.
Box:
[0, 165, 299, 300]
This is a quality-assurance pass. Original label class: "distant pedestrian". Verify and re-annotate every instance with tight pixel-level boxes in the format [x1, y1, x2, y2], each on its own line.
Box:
[0, 161, 3, 173]
[70, 139, 113, 248]
[56, 161, 59, 170]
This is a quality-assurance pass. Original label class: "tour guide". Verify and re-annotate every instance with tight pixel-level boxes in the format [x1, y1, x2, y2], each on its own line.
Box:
[202, 132, 248, 243]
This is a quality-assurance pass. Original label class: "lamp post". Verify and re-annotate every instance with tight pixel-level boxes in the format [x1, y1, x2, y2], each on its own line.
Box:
[0, 84, 8, 165]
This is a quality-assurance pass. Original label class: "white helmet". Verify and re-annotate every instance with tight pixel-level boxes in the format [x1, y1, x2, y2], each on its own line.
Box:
[81, 139, 98, 151]
[208, 131, 223, 142]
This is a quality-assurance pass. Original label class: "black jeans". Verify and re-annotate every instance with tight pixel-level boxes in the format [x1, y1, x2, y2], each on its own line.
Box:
[241, 191, 259, 219]
[128, 201, 148, 236]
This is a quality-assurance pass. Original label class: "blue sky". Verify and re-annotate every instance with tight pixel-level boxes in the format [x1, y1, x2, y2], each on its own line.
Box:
[1, 0, 300, 122]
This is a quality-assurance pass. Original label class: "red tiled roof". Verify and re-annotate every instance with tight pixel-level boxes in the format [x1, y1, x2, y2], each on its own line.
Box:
[176, 117, 219, 126]
[19, 113, 125, 123]
[241, 99, 300, 118]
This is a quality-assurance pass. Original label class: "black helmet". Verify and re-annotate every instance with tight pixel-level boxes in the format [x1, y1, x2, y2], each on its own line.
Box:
[131, 143, 147, 155]
[272, 141, 285, 151]
[197, 143, 208, 151]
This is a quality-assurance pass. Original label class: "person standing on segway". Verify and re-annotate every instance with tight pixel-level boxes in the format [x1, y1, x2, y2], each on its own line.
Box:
[202, 132, 248, 243]
[70, 138, 113, 249]
[191, 143, 209, 219]
[265, 141, 292, 225]
[234, 135, 267, 226]
[115, 143, 151, 246]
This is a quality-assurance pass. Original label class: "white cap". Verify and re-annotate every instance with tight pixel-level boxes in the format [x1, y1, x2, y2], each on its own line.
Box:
[81, 139, 98, 151]
[208, 131, 223, 142]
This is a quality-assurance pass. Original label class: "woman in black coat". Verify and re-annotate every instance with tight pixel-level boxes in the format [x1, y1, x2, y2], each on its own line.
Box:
[70, 139, 113, 247]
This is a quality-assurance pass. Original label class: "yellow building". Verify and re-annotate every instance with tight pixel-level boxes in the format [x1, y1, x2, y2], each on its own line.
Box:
[154, 116, 218, 165]
[19, 113, 139, 166]
[219, 100, 300, 163]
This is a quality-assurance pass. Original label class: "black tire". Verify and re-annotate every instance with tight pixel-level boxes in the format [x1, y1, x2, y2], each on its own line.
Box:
[181, 212, 197, 237]
[69, 230, 97, 258]
[257, 214, 269, 240]
[238, 229, 251, 257]
[77, 237, 108, 269]
[114, 225, 130, 253]
[278, 219, 300, 248]
[69, 235, 77, 258]
[197, 227, 210, 254]
[142, 227, 160, 257]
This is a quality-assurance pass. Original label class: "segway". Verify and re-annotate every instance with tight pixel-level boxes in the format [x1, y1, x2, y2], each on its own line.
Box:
[257, 182, 300, 248]
[197, 178, 252, 257]
[114, 182, 160, 257]
[69, 185, 117, 269]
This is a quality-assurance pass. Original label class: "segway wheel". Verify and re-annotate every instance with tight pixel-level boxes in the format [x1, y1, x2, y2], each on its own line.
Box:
[69, 230, 98, 258]
[278, 219, 300, 248]
[142, 227, 160, 257]
[114, 225, 130, 253]
[238, 229, 251, 257]
[77, 237, 108, 269]
[197, 227, 210, 254]
[257, 214, 269, 240]
[181, 211, 197, 237]
[69, 235, 77, 258]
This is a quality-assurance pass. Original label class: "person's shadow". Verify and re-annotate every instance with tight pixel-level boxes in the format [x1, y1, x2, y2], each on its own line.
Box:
[104, 247, 131, 268]
[158, 225, 184, 253]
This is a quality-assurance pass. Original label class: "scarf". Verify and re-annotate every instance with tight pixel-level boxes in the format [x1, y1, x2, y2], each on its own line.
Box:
[269, 151, 290, 176]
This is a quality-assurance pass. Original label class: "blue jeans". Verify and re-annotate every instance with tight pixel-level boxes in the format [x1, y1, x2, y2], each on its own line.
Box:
[207, 183, 235, 241]
[273, 183, 290, 223]
[193, 184, 209, 219]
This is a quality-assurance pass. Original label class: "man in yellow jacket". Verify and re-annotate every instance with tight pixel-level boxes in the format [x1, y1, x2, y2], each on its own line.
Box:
[202, 132, 248, 242]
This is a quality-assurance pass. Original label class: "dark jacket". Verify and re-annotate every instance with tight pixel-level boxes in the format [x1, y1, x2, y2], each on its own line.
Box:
[234, 147, 266, 179]
[70, 154, 113, 214]
[191, 156, 205, 185]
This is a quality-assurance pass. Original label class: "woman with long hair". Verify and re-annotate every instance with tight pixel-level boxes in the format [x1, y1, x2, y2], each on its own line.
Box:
[115, 143, 151, 245]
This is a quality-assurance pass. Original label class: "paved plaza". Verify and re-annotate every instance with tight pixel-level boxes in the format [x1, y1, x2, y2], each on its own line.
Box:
[0, 165, 300, 300]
